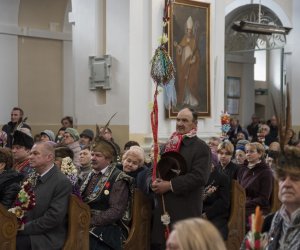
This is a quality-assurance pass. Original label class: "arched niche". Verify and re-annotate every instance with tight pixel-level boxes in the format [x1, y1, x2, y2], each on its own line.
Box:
[224, 2, 290, 127]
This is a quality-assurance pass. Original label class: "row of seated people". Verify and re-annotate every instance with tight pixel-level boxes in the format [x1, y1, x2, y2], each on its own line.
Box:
[0, 127, 282, 250]
[0, 173, 281, 250]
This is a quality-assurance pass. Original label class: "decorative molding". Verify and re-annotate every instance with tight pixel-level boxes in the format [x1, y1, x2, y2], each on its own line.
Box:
[0, 23, 72, 41]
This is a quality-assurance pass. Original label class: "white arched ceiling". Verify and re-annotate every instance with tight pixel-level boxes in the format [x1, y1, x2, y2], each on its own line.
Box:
[225, 0, 291, 27]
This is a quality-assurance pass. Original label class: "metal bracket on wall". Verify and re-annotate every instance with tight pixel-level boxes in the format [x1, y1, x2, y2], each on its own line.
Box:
[89, 55, 112, 90]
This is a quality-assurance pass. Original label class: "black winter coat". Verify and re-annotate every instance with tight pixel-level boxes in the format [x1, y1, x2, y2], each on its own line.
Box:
[0, 169, 23, 208]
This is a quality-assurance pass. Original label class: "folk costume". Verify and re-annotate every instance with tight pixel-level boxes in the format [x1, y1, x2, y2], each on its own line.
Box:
[80, 132, 133, 250]
[12, 130, 34, 177]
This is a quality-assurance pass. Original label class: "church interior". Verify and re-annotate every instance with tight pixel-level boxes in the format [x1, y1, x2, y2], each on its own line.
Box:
[1, 1, 300, 250]
[0, 0, 299, 148]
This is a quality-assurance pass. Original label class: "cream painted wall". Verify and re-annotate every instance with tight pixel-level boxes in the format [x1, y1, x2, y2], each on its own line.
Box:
[18, 37, 63, 126]
[1, 0, 300, 144]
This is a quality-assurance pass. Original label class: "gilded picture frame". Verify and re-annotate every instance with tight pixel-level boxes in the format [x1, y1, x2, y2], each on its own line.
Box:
[166, 0, 211, 118]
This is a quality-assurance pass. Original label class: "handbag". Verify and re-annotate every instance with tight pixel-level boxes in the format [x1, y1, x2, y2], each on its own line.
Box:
[89, 224, 122, 250]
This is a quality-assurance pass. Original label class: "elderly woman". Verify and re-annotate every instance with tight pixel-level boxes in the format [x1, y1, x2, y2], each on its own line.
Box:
[0, 148, 24, 208]
[121, 146, 147, 191]
[166, 218, 227, 250]
[237, 142, 273, 229]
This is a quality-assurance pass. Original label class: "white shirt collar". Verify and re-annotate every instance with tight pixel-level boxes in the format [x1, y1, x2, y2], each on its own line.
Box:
[40, 164, 55, 177]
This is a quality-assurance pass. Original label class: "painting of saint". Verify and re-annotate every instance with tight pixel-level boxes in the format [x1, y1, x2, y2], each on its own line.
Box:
[167, 0, 210, 117]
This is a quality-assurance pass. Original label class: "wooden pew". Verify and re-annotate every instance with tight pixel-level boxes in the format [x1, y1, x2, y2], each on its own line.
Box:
[270, 179, 281, 213]
[0, 203, 18, 250]
[63, 194, 91, 250]
[226, 180, 246, 250]
[123, 189, 152, 250]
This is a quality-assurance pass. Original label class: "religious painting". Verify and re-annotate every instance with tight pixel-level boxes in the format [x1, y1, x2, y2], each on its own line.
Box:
[166, 0, 210, 118]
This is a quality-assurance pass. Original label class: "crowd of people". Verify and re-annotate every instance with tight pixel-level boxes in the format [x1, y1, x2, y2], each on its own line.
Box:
[1, 106, 300, 250]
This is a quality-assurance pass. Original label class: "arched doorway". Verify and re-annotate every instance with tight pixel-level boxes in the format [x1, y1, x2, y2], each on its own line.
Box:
[224, 3, 290, 127]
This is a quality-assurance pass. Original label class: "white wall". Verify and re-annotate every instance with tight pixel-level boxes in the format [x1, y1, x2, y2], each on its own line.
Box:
[0, 0, 19, 123]
[70, 0, 129, 126]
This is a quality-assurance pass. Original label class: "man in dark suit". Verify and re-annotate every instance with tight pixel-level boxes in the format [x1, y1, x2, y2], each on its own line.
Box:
[16, 142, 72, 250]
[150, 107, 211, 249]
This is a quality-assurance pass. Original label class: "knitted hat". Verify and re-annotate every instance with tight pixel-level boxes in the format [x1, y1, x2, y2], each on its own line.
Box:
[236, 139, 250, 152]
[41, 130, 55, 142]
[65, 128, 80, 141]
[12, 130, 34, 149]
[80, 129, 94, 141]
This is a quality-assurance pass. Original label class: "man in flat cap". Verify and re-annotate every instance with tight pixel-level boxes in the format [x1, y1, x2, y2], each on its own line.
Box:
[80, 137, 133, 250]
[12, 129, 34, 177]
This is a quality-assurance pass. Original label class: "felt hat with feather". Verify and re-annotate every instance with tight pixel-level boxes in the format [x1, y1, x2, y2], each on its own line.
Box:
[92, 113, 118, 162]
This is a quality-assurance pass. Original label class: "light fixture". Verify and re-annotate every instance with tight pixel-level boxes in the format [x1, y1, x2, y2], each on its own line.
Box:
[232, 20, 292, 35]
[232, 1, 292, 36]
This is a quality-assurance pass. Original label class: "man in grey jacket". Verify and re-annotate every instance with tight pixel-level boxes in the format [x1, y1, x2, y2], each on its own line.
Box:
[16, 142, 72, 250]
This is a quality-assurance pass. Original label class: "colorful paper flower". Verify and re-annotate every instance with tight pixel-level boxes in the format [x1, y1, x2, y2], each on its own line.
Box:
[220, 111, 231, 135]
[8, 174, 37, 225]
[60, 157, 78, 185]
[244, 206, 268, 250]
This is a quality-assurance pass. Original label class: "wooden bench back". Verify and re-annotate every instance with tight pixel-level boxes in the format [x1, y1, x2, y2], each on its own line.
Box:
[0, 204, 18, 250]
[226, 180, 246, 250]
[270, 179, 281, 213]
[63, 194, 91, 250]
[123, 189, 152, 250]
